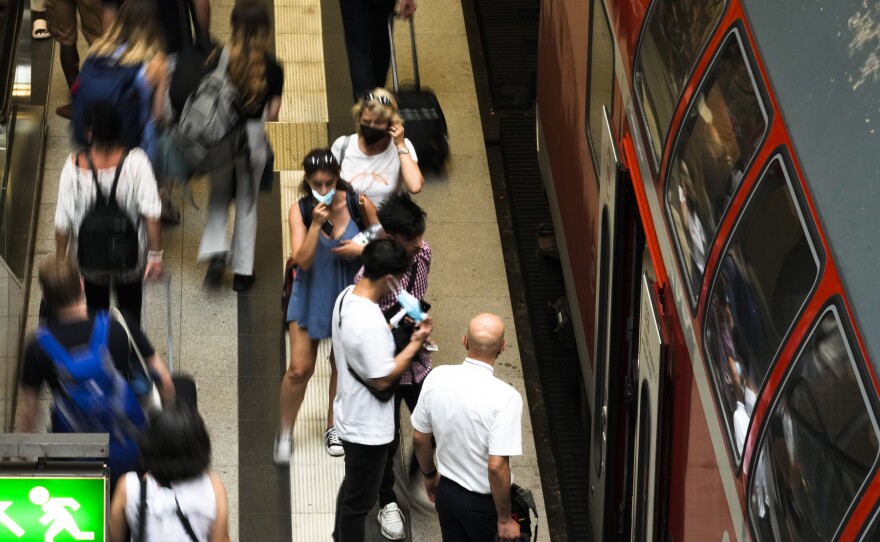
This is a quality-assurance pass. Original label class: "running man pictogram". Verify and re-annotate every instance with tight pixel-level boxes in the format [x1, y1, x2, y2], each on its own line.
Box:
[29, 486, 95, 542]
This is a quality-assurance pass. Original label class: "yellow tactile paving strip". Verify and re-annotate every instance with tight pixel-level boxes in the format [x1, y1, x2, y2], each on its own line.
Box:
[266, 122, 327, 171]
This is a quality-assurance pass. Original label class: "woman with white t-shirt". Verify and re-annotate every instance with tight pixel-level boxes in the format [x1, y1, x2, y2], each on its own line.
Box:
[330, 87, 425, 208]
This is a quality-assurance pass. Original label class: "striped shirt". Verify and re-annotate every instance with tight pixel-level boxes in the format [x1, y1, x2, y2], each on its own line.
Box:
[354, 241, 432, 384]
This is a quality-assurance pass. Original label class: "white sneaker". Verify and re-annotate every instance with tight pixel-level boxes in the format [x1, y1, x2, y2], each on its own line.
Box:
[274, 427, 292, 465]
[325, 426, 345, 457]
[378, 502, 406, 540]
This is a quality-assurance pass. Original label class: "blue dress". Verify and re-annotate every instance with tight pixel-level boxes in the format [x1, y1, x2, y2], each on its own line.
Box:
[287, 218, 361, 339]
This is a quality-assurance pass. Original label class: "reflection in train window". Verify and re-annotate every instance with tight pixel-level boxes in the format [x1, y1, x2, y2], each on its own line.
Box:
[749, 308, 879, 542]
[703, 155, 819, 462]
[634, 0, 725, 168]
[586, 0, 614, 180]
[665, 31, 768, 302]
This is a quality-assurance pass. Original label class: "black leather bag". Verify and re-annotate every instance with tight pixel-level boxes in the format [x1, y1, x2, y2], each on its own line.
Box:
[388, 15, 449, 171]
[168, 0, 219, 118]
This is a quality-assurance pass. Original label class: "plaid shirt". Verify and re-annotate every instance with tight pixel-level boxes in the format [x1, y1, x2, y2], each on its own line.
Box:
[354, 241, 432, 384]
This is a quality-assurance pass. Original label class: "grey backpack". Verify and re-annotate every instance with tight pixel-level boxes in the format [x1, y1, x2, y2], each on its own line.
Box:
[172, 47, 244, 173]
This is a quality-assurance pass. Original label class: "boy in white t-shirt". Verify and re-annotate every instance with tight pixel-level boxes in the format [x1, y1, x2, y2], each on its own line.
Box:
[331, 239, 433, 541]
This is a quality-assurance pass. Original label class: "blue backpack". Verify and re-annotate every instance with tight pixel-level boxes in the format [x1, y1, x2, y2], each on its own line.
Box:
[72, 52, 145, 149]
[35, 312, 146, 478]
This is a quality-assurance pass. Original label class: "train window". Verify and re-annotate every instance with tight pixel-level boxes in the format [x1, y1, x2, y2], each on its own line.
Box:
[586, 0, 614, 179]
[748, 307, 879, 542]
[634, 0, 725, 169]
[703, 155, 819, 462]
[665, 30, 768, 302]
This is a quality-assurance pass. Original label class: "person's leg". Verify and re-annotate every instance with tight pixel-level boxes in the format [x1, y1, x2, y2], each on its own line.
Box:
[32, 0, 49, 38]
[338, 0, 377, 99]
[434, 478, 474, 542]
[230, 156, 257, 278]
[327, 349, 338, 427]
[279, 323, 320, 428]
[82, 279, 111, 313]
[378, 389, 405, 507]
[77, 0, 103, 45]
[198, 162, 235, 263]
[46, 0, 78, 89]
[335, 441, 389, 541]
[114, 280, 143, 326]
[370, 0, 397, 89]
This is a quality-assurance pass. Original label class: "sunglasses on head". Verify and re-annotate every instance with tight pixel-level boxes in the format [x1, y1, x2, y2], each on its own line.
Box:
[304, 151, 337, 167]
[361, 92, 392, 106]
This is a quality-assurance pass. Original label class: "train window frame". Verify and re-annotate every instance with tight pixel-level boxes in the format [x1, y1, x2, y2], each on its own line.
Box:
[632, 0, 729, 174]
[663, 25, 772, 311]
[746, 302, 880, 542]
[701, 150, 823, 470]
[585, 0, 615, 184]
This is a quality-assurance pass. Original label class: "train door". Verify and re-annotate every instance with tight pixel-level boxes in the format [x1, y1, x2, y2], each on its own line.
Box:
[630, 274, 667, 542]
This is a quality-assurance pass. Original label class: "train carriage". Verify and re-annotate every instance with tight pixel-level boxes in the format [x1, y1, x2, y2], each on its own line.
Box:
[536, 0, 880, 540]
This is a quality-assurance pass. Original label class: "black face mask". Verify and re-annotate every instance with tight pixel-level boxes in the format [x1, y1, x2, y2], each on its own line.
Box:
[360, 124, 387, 145]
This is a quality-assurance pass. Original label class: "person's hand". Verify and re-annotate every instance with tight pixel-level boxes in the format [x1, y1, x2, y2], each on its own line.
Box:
[389, 122, 406, 147]
[411, 316, 433, 342]
[497, 517, 521, 541]
[399, 0, 417, 19]
[312, 202, 330, 226]
[423, 471, 439, 503]
[144, 260, 164, 281]
[330, 239, 364, 260]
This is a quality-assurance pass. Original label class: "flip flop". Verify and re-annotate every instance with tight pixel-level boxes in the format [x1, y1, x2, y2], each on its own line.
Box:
[32, 18, 50, 40]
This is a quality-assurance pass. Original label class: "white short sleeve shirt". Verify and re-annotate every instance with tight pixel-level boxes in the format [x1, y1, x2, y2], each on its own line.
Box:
[332, 286, 398, 445]
[331, 134, 418, 209]
[411, 358, 523, 494]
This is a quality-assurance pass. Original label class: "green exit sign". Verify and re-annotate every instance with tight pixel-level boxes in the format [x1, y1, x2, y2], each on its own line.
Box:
[0, 477, 106, 542]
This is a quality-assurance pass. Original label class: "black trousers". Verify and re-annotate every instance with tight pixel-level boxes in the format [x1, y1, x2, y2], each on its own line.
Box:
[83, 278, 143, 326]
[378, 381, 423, 507]
[435, 477, 498, 542]
[338, 0, 397, 100]
[334, 440, 390, 541]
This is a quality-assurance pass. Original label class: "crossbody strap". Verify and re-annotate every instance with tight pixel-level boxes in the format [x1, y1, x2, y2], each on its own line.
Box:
[137, 475, 148, 542]
[174, 494, 200, 542]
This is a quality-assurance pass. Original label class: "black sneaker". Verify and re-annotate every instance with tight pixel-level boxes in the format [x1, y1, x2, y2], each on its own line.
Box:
[233, 273, 256, 291]
[205, 255, 226, 286]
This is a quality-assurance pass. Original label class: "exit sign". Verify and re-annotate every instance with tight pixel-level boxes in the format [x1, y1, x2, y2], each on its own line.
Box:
[0, 477, 105, 541]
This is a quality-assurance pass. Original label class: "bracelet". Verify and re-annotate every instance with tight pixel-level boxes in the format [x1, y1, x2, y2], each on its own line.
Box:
[148, 250, 163, 263]
[421, 467, 437, 478]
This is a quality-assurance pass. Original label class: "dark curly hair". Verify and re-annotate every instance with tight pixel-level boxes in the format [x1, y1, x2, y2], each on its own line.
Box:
[139, 404, 211, 486]
[377, 194, 427, 239]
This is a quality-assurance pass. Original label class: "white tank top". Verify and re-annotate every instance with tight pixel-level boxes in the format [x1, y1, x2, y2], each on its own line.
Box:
[124, 471, 217, 541]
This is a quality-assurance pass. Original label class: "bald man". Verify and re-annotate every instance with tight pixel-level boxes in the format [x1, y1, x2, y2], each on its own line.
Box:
[411, 314, 525, 542]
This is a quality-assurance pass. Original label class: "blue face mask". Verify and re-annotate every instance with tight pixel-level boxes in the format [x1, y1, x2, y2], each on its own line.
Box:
[312, 188, 336, 206]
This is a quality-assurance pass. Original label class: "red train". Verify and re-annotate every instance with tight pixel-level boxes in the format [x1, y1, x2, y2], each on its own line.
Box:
[536, 0, 880, 540]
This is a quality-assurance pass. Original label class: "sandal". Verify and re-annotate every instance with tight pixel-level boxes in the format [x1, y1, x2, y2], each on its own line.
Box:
[32, 17, 50, 40]
[56, 104, 72, 119]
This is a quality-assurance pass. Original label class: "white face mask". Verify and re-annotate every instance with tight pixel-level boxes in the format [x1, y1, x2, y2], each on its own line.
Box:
[311, 188, 336, 206]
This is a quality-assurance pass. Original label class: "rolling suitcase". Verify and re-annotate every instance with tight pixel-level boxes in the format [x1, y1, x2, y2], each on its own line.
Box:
[388, 15, 449, 171]
[144, 273, 199, 409]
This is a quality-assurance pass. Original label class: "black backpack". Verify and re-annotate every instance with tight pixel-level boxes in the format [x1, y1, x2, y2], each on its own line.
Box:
[77, 150, 140, 272]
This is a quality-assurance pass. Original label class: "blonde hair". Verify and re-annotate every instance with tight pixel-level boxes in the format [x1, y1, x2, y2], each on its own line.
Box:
[228, 0, 271, 111]
[90, 0, 162, 65]
[351, 88, 403, 133]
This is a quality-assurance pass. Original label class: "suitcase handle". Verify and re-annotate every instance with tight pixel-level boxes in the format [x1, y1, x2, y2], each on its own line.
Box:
[388, 14, 420, 94]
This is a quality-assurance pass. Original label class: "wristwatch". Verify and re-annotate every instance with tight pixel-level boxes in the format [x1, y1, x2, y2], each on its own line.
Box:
[398, 146, 410, 156]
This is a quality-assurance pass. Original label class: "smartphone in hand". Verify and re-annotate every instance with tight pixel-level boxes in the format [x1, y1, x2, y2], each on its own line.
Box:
[321, 220, 334, 236]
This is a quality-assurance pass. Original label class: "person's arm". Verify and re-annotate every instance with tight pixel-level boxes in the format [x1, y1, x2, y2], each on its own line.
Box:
[389, 124, 424, 195]
[266, 96, 281, 122]
[413, 429, 439, 502]
[289, 201, 326, 269]
[208, 473, 231, 542]
[147, 353, 175, 405]
[108, 475, 130, 542]
[143, 218, 163, 280]
[488, 455, 520, 541]
[370, 316, 433, 390]
[55, 231, 70, 259]
[20, 387, 40, 433]
[192, 0, 211, 36]
[54, 156, 77, 259]
[146, 55, 169, 125]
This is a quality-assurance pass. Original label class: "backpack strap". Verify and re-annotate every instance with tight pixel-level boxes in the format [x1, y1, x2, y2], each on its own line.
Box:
[34, 326, 77, 369]
[339, 134, 352, 168]
[108, 150, 131, 204]
[137, 475, 148, 542]
[215, 46, 231, 75]
[82, 151, 106, 205]
[89, 311, 111, 352]
[173, 494, 200, 542]
[345, 190, 366, 232]
[298, 197, 314, 231]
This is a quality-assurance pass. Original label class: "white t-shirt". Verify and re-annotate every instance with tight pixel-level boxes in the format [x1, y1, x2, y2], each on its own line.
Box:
[331, 134, 418, 209]
[123, 472, 216, 541]
[331, 285, 397, 445]
[411, 358, 523, 494]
